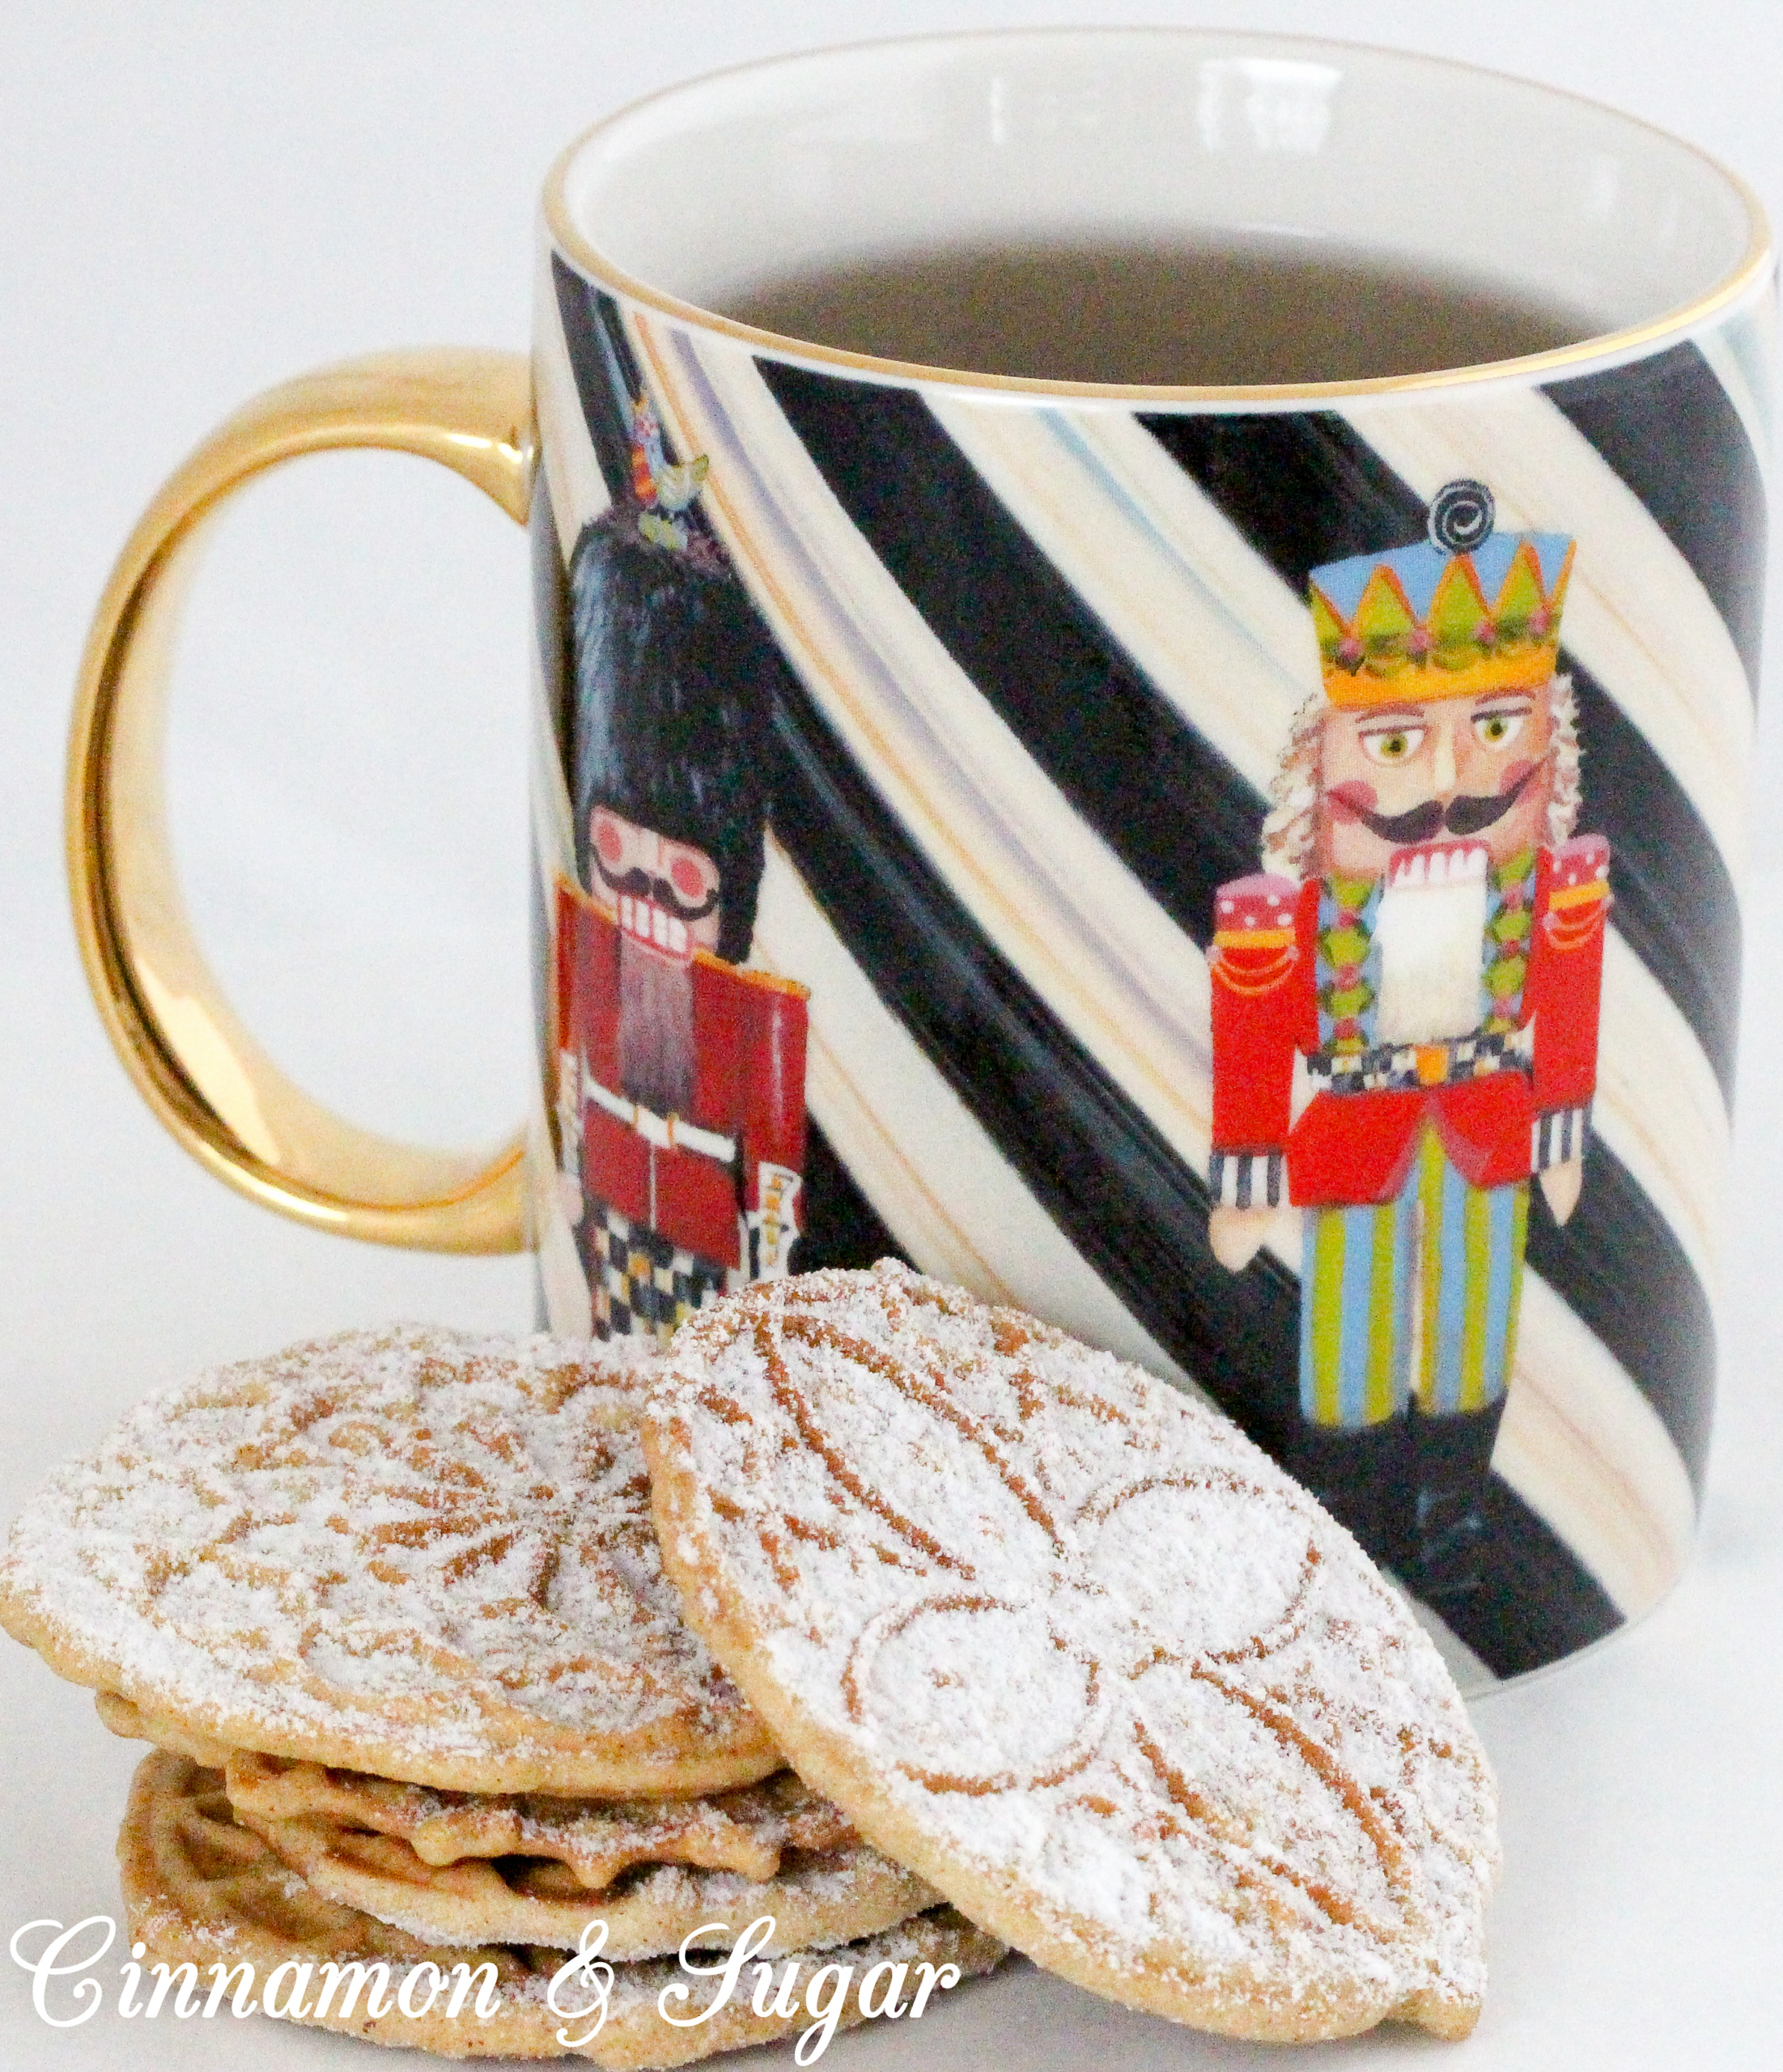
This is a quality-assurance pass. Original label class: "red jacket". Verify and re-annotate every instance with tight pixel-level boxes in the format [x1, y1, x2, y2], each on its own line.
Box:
[1210, 837, 1610, 1208]
[554, 877, 809, 1269]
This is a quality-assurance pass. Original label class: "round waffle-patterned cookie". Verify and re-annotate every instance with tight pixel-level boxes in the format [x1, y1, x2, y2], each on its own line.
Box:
[643, 1263, 1500, 2043]
[223, 1751, 939, 1954]
[96, 1689, 236, 1768]
[225, 1752, 857, 1883]
[121, 1752, 1004, 2067]
[0, 1327, 775, 1794]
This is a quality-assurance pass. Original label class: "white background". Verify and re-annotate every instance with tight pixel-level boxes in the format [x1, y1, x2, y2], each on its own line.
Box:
[2, 2, 1781, 2066]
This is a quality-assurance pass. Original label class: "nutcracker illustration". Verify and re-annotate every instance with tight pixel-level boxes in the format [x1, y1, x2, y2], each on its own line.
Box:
[554, 404, 809, 1342]
[1208, 481, 1611, 1603]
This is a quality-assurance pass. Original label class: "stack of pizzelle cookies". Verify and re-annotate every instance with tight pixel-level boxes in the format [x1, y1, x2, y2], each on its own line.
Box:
[0, 1324, 1002, 2066]
[2, 1270, 1502, 2058]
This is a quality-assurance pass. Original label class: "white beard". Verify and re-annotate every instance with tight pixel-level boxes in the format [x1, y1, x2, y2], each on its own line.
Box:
[1372, 843, 1489, 1047]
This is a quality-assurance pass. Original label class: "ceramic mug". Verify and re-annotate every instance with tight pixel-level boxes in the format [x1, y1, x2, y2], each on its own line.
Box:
[69, 31, 1772, 1688]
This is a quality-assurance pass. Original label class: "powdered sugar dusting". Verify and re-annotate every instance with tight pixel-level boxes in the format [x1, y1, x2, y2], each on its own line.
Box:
[0, 1325, 766, 1789]
[647, 1263, 1499, 2037]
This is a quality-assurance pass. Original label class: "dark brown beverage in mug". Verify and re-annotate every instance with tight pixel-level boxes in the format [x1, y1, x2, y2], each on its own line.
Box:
[721, 235, 1594, 384]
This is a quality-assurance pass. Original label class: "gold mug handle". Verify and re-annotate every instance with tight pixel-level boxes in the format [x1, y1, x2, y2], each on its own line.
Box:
[66, 348, 533, 1253]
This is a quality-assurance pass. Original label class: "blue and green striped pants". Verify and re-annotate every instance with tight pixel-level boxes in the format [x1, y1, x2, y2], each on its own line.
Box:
[1299, 1128, 1529, 1428]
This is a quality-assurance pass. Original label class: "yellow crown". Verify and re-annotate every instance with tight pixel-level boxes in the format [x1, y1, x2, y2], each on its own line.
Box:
[1310, 482, 1574, 711]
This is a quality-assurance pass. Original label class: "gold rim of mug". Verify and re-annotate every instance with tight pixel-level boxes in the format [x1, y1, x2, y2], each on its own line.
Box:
[542, 27, 1774, 404]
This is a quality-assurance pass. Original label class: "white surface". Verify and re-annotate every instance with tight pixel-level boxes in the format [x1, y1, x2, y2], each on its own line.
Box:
[1, 3, 1779, 2067]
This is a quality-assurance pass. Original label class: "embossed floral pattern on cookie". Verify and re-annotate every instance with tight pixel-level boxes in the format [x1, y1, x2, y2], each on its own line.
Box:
[643, 1263, 1500, 2043]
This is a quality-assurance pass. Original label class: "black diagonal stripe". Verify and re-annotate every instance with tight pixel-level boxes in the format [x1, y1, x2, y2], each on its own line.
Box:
[757, 358, 1258, 944]
[1546, 342, 1768, 698]
[1568, 672, 1740, 1104]
[552, 253, 640, 505]
[757, 356, 1718, 1481]
[550, 285, 1641, 1674]
[1143, 409, 1742, 1103]
[1441, 1480, 1623, 1675]
[791, 1120, 913, 1276]
[1526, 1143, 1713, 1487]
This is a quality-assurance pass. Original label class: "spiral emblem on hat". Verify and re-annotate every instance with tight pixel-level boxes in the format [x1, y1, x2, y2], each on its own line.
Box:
[1428, 478, 1496, 554]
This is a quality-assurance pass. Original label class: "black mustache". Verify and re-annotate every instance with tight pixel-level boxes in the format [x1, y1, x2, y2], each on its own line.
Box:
[593, 856, 720, 923]
[1356, 767, 1535, 846]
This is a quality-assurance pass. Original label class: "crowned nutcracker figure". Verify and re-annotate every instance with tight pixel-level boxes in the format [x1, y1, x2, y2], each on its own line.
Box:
[1208, 481, 1611, 1606]
[553, 402, 809, 1343]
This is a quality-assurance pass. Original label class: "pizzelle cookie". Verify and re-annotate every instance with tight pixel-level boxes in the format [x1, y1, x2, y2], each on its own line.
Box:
[121, 1752, 1004, 2068]
[224, 1752, 859, 1883]
[223, 1751, 939, 1955]
[96, 1689, 236, 1768]
[0, 1327, 775, 1794]
[643, 1263, 1501, 2043]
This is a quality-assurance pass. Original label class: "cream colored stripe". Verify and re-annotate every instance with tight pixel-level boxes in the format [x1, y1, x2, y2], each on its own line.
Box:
[629, 312, 1217, 1178]
[751, 839, 1202, 1395]
[927, 399, 1301, 792]
[534, 290, 1236, 1319]
[1341, 391, 1753, 879]
[533, 243, 613, 559]
[936, 398, 1727, 1290]
[1594, 948, 1727, 1294]
[526, 639, 588, 1337]
[1496, 1280, 1696, 1620]
[530, 1102, 593, 1340]
[530, 650, 577, 892]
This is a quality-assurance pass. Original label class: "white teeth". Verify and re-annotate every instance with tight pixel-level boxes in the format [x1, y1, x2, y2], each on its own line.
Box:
[1391, 841, 1488, 889]
[613, 894, 693, 958]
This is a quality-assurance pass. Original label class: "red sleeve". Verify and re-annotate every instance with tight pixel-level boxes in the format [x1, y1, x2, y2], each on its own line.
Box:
[1529, 835, 1611, 1118]
[737, 974, 810, 1272]
[554, 877, 621, 1087]
[737, 978, 809, 1186]
[1210, 873, 1317, 1154]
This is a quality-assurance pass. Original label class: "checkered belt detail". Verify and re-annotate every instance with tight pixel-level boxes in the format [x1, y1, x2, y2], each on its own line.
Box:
[1306, 1030, 1522, 1094]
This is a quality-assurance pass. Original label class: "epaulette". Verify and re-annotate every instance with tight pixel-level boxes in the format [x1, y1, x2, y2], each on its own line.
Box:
[1214, 873, 1300, 941]
[1212, 873, 1301, 993]
[1543, 835, 1611, 948]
